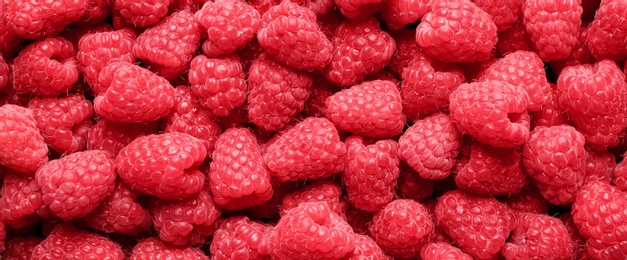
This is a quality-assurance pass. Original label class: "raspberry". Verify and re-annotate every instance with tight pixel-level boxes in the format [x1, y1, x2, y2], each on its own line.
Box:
[344, 205, 373, 235]
[495, 20, 535, 57]
[335, 0, 384, 20]
[325, 18, 395, 87]
[87, 119, 159, 156]
[420, 242, 473, 260]
[457, 53, 498, 81]
[400, 53, 465, 120]
[502, 212, 573, 259]
[94, 62, 175, 123]
[474, 0, 524, 32]
[529, 85, 568, 129]
[380, 0, 428, 30]
[32, 224, 124, 260]
[0, 105, 49, 174]
[84, 180, 152, 235]
[550, 23, 595, 75]
[210, 216, 270, 260]
[572, 180, 627, 259]
[0, 11, 23, 58]
[209, 128, 273, 210]
[0, 173, 46, 228]
[114, 0, 173, 27]
[325, 80, 406, 138]
[436, 190, 515, 260]
[449, 80, 531, 148]
[522, 0, 582, 61]
[116, 133, 207, 200]
[76, 0, 113, 25]
[416, 0, 497, 63]
[396, 165, 435, 202]
[130, 237, 208, 260]
[586, 0, 627, 60]
[558, 212, 587, 260]
[344, 234, 391, 260]
[504, 185, 550, 214]
[248, 53, 313, 131]
[585, 148, 616, 183]
[264, 117, 346, 182]
[269, 202, 355, 259]
[302, 76, 339, 118]
[0, 56, 8, 91]
[195, 1, 261, 57]
[6, 0, 85, 40]
[12, 37, 80, 96]
[369, 199, 434, 259]
[398, 113, 461, 180]
[389, 29, 423, 76]
[280, 180, 344, 216]
[133, 10, 200, 79]
[246, 181, 298, 219]
[3, 236, 43, 260]
[77, 29, 136, 94]
[522, 125, 586, 205]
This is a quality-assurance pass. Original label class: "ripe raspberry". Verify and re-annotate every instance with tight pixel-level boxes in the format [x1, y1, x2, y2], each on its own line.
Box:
[302, 76, 339, 117]
[504, 185, 550, 214]
[77, 29, 136, 94]
[586, 0, 627, 60]
[420, 242, 473, 260]
[0, 105, 49, 174]
[344, 205, 373, 235]
[416, 0, 498, 63]
[522, 125, 586, 205]
[558, 212, 587, 260]
[12, 37, 80, 96]
[0, 56, 8, 91]
[399, 113, 461, 180]
[572, 180, 627, 259]
[114, 0, 173, 27]
[502, 212, 573, 259]
[397, 165, 435, 202]
[335, 0, 384, 20]
[522, 0, 582, 61]
[264, 117, 346, 182]
[6, 0, 85, 40]
[210, 216, 270, 260]
[195, 1, 261, 57]
[269, 202, 355, 259]
[116, 133, 207, 200]
[496, 20, 535, 57]
[344, 234, 391, 260]
[130, 237, 208, 260]
[0, 12, 23, 58]
[585, 148, 616, 183]
[325, 80, 405, 138]
[1, 173, 46, 228]
[76, 0, 113, 25]
[325, 18, 395, 87]
[248, 53, 313, 131]
[529, 85, 568, 129]
[246, 181, 298, 219]
[550, 23, 595, 75]
[474, 0, 524, 32]
[280, 180, 344, 216]
[3, 236, 43, 260]
[400, 53, 465, 120]
[380, 0, 428, 30]
[94, 62, 175, 123]
[133, 10, 200, 79]
[84, 180, 152, 235]
[436, 190, 515, 260]
[449, 80, 531, 148]
[457, 52, 498, 81]
[389, 29, 423, 76]
[87, 119, 159, 156]
[32, 224, 124, 260]
[369, 199, 434, 259]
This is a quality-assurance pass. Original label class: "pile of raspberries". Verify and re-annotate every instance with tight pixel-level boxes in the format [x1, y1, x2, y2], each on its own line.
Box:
[1, 0, 627, 258]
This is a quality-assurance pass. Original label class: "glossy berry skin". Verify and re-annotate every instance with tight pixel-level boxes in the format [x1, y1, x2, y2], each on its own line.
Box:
[210, 216, 270, 260]
[280, 180, 344, 217]
[585, 148, 616, 184]
[31, 224, 124, 260]
[550, 24, 595, 76]
[504, 185, 550, 215]
[1, 173, 46, 228]
[474, 0, 524, 32]
[3, 236, 43, 260]
[130, 237, 208, 260]
[0, 105, 49, 174]
[86, 120, 159, 156]
[586, 0, 627, 61]
[335, 0, 385, 20]
[389, 28, 423, 76]
[344, 234, 391, 260]
[396, 166, 435, 202]
[381, 0, 428, 30]
[76, 0, 112, 25]
[0, 12, 23, 57]
[6, 0, 85, 40]
[529, 85, 568, 129]
[420, 242, 473, 260]
[496, 20, 535, 57]
[114, 0, 173, 27]
[502, 213, 574, 260]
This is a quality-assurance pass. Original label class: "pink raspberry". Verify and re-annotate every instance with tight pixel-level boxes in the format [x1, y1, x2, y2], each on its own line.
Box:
[32, 224, 124, 259]
[585, 148, 616, 183]
[1, 104, 50, 174]
[344, 205, 373, 235]
[116, 133, 207, 200]
[0, 11, 23, 58]
[369, 199, 434, 259]
[522, 0, 582, 61]
[522, 125, 586, 205]
[474, 0, 524, 32]
[3, 236, 43, 260]
[398, 113, 461, 180]
[280, 180, 344, 216]
[246, 181, 298, 219]
[325, 80, 406, 138]
[325, 18, 395, 87]
[0, 56, 8, 91]
[436, 190, 515, 260]
[114, 0, 173, 27]
[248, 53, 313, 131]
[1, 173, 46, 228]
[344, 234, 391, 259]
[504, 185, 550, 214]
[210, 216, 270, 260]
[397, 165, 435, 202]
[550, 23, 595, 76]
[94, 62, 175, 123]
[559, 212, 587, 259]
[416, 0, 498, 63]
[502, 213, 574, 259]
[195, 1, 261, 57]
[76, 0, 113, 25]
[496, 20, 535, 57]
[87, 119, 159, 156]
[420, 243, 473, 260]
[400, 53, 465, 120]
[302, 76, 339, 117]
[335, 0, 384, 20]
[12, 37, 80, 96]
[269, 202, 355, 259]
[6, 0, 85, 40]
[449, 80, 531, 148]
[389, 29, 423, 76]
[380, 0, 429, 30]
[586, 0, 627, 60]
[457, 52, 499, 81]
[130, 237, 208, 260]
[529, 85, 568, 129]
[249, 0, 334, 16]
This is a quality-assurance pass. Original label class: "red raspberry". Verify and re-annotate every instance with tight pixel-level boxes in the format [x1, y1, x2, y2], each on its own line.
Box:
[522, 0, 582, 61]
[87, 119, 159, 156]
[0, 105, 49, 174]
[6, 0, 85, 40]
[399, 113, 461, 180]
[210, 216, 270, 260]
[302, 76, 339, 118]
[586, 0, 627, 60]
[0, 11, 23, 58]
[114, 0, 173, 27]
[496, 20, 535, 57]
[502, 212, 573, 259]
[504, 185, 550, 214]
[369, 199, 434, 259]
[474, 0, 524, 32]
[0, 173, 46, 228]
[0, 56, 8, 91]
[522, 125, 586, 205]
[195, 1, 261, 57]
[325, 80, 405, 138]
[116, 133, 207, 200]
[550, 23, 595, 76]
[436, 190, 515, 260]
[449, 80, 531, 148]
[248, 53, 313, 131]
[76, 0, 113, 25]
[12, 37, 80, 96]
[572, 180, 627, 259]
[130, 237, 208, 260]
[269, 202, 355, 259]
[420, 242, 473, 260]
[529, 85, 568, 129]
[280, 180, 344, 216]
[400, 53, 465, 120]
[264, 117, 346, 182]
[325, 18, 395, 87]
[389, 29, 423, 76]
[585, 148, 616, 183]
[94, 62, 175, 123]
[32, 224, 124, 259]
[84, 180, 152, 235]
[77, 29, 136, 94]
[457, 52, 498, 81]
[246, 181, 298, 219]
[344, 234, 391, 260]
[558, 212, 587, 259]
[335, 0, 384, 20]
[249, 0, 334, 16]
[397, 165, 435, 202]
[380, 0, 429, 30]
[3, 236, 43, 260]
[416, 0, 497, 63]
